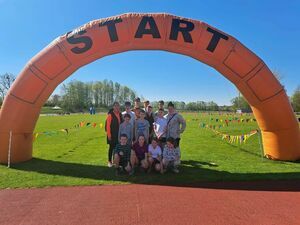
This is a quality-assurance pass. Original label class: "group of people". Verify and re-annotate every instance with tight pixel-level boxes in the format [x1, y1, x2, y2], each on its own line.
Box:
[105, 98, 186, 175]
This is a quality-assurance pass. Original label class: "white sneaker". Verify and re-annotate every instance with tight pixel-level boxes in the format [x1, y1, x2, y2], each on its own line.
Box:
[107, 162, 113, 168]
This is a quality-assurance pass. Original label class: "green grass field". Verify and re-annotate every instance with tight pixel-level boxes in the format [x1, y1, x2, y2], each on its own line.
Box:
[0, 112, 299, 189]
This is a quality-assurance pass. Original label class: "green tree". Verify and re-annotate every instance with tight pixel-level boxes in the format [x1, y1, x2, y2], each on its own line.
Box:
[291, 86, 300, 112]
[58, 79, 136, 112]
[231, 95, 252, 112]
[0, 73, 16, 103]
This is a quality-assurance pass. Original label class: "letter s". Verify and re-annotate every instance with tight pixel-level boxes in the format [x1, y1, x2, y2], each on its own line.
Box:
[66, 30, 93, 54]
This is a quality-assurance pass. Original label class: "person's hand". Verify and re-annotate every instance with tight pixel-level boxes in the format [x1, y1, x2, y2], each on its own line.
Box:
[119, 151, 124, 156]
[108, 136, 112, 141]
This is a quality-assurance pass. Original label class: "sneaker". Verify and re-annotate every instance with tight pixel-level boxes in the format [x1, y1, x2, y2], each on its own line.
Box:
[107, 161, 113, 168]
[172, 168, 179, 173]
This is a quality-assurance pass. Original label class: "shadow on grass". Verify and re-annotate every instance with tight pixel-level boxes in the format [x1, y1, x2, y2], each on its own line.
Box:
[224, 142, 262, 158]
[12, 158, 300, 192]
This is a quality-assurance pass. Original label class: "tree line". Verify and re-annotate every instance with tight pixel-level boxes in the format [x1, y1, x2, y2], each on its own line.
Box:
[47, 80, 137, 112]
[1, 73, 300, 112]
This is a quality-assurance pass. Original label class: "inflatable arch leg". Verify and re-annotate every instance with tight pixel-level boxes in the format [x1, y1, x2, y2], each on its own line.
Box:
[0, 13, 299, 163]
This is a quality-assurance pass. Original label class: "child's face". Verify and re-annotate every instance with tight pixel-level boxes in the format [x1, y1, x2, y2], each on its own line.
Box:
[113, 103, 120, 112]
[168, 106, 175, 114]
[138, 136, 145, 145]
[166, 141, 174, 149]
[134, 101, 140, 108]
[158, 110, 164, 117]
[125, 117, 130, 122]
[144, 102, 149, 108]
[135, 109, 140, 117]
[151, 140, 158, 148]
[140, 112, 145, 119]
[120, 137, 127, 145]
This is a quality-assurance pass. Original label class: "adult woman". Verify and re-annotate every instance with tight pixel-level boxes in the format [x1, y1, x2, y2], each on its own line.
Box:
[105, 102, 123, 167]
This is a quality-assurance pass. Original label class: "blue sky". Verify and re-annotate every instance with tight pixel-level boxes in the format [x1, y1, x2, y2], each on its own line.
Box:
[0, 0, 299, 105]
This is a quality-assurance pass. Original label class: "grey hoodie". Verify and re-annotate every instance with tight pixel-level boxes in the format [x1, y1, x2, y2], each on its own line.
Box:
[165, 113, 186, 139]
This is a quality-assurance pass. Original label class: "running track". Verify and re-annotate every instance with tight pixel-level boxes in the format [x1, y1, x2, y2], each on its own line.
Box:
[1, 181, 300, 225]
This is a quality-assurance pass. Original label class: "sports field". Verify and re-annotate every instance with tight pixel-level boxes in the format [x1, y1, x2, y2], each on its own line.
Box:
[0, 112, 299, 189]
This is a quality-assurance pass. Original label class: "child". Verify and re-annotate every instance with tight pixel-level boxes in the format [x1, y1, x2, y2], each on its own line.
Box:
[153, 108, 167, 148]
[145, 105, 155, 143]
[122, 101, 135, 127]
[162, 137, 181, 173]
[118, 113, 133, 145]
[113, 134, 132, 175]
[131, 135, 149, 173]
[135, 109, 150, 143]
[147, 137, 163, 173]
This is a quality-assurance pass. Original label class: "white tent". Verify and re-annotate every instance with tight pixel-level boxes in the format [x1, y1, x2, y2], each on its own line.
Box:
[52, 106, 61, 110]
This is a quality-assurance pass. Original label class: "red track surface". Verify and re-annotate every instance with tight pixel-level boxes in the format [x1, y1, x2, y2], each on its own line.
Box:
[1, 181, 300, 225]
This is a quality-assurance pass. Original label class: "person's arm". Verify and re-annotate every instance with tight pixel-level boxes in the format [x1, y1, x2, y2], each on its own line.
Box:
[126, 147, 131, 163]
[145, 145, 149, 159]
[175, 147, 181, 160]
[157, 147, 162, 161]
[179, 115, 186, 133]
[164, 116, 169, 136]
[114, 144, 119, 155]
[163, 147, 167, 160]
[148, 145, 152, 157]
[118, 124, 121, 142]
[161, 120, 167, 137]
[145, 121, 150, 140]
[132, 119, 135, 143]
[106, 114, 112, 140]
[134, 120, 138, 142]
[130, 124, 134, 143]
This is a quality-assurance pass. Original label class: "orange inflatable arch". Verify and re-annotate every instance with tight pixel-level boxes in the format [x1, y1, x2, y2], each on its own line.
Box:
[0, 13, 299, 163]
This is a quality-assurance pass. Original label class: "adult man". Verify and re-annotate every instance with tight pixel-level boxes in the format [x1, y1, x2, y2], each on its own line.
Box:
[105, 102, 123, 167]
[122, 101, 135, 127]
[165, 102, 186, 147]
